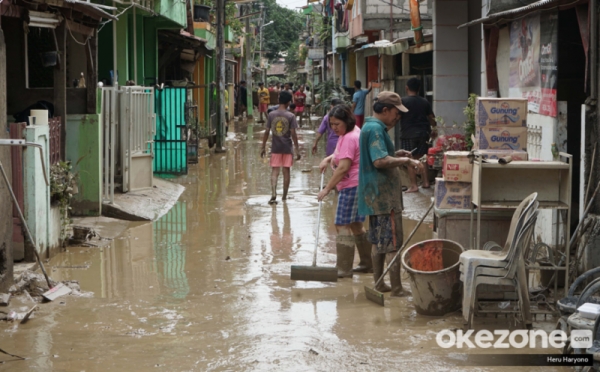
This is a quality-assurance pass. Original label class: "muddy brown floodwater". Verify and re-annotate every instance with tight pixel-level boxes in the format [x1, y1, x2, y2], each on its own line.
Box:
[2, 121, 569, 371]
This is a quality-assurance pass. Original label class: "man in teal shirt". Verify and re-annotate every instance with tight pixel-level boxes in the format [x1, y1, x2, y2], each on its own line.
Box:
[358, 91, 420, 297]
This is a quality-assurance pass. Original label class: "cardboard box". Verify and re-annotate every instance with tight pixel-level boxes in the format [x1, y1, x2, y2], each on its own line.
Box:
[476, 98, 528, 127]
[443, 151, 472, 182]
[435, 178, 472, 210]
[476, 149, 529, 161]
[476, 126, 528, 151]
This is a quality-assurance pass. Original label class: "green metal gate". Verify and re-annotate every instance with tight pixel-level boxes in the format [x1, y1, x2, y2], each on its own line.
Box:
[154, 87, 187, 174]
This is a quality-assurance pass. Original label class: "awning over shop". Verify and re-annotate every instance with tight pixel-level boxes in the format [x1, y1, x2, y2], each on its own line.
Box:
[356, 39, 410, 57]
[404, 42, 433, 54]
[63, 0, 117, 21]
[458, 0, 582, 28]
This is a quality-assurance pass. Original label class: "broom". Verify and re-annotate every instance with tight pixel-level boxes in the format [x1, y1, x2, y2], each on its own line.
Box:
[290, 172, 338, 282]
[365, 200, 434, 306]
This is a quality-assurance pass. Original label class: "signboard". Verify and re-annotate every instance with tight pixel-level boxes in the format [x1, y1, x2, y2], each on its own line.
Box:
[308, 48, 325, 60]
[508, 12, 558, 117]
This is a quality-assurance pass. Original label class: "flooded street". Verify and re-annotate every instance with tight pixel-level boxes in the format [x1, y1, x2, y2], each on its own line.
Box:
[2, 122, 567, 371]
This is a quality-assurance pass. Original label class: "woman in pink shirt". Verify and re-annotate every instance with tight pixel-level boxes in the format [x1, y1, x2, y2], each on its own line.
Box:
[317, 105, 371, 278]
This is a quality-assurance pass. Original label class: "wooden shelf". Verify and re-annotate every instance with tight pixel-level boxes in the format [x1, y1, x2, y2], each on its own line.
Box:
[476, 160, 570, 169]
[470, 153, 573, 291]
[474, 201, 569, 210]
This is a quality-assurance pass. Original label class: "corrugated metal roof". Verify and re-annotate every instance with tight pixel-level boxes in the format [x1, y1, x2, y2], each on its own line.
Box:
[356, 39, 410, 57]
[458, 0, 580, 28]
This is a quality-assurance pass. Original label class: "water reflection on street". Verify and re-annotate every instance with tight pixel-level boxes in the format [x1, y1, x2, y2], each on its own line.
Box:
[1, 121, 565, 371]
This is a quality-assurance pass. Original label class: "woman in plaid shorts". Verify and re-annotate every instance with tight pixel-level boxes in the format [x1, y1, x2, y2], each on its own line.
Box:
[317, 105, 372, 278]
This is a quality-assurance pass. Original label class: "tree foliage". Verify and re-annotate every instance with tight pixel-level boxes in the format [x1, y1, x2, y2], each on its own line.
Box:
[284, 40, 301, 82]
[260, 0, 305, 60]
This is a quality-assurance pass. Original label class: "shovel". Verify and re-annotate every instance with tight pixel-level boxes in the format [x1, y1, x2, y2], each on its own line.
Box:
[290, 172, 338, 282]
[365, 200, 434, 306]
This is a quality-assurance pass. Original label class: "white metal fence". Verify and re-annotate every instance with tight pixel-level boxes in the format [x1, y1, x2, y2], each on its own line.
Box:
[119, 86, 155, 193]
[101, 86, 155, 204]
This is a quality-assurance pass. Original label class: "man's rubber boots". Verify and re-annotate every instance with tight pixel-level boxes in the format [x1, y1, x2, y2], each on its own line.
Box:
[336, 235, 355, 278]
[387, 252, 404, 297]
[352, 233, 373, 273]
[371, 249, 391, 292]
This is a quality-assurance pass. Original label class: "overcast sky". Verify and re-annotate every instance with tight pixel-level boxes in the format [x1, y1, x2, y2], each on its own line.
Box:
[276, 0, 307, 9]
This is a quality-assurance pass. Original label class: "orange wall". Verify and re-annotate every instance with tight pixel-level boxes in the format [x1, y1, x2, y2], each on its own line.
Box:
[367, 56, 378, 83]
[194, 57, 206, 121]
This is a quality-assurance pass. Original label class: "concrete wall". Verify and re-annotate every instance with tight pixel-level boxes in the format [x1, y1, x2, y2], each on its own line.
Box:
[66, 114, 102, 216]
[49, 205, 62, 257]
[433, 0, 469, 127]
[362, 0, 432, 34]
[468, 0, 483, 95]
[155, 0, 187, 28]
[0, 28, 13, 291]
[349, 0, 364, 39]
[23, 125, 50, 260]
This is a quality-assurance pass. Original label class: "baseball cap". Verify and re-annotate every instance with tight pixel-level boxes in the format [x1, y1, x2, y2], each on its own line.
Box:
[376, 91, 408, 113]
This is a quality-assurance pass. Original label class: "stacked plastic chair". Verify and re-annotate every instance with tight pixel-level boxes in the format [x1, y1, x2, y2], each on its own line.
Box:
[460, 193, 539, 329]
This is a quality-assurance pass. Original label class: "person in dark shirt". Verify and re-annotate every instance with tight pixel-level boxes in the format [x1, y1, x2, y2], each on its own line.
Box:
[239, 80, 248, 118]
[396, 77, 437, 192]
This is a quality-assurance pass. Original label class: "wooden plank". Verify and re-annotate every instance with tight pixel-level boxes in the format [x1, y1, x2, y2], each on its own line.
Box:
[86, 35, 98, 114]
[476, 159, 570, 169]
[0, 28, 14, 290]
[54, 24, 67, 160]
[485, 27, 499, 93]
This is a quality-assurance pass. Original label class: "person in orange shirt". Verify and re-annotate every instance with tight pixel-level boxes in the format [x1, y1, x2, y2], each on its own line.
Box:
[257, 82, 270, 123]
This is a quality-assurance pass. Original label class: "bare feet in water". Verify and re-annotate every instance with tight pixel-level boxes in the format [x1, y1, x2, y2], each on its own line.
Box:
[268, 196, 278, 205]
[405, 186, 419, 193]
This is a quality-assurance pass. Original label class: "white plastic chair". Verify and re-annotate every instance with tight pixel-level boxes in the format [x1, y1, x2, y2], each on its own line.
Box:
[459, 194, 537, 316]
[461, 212, 538, 329]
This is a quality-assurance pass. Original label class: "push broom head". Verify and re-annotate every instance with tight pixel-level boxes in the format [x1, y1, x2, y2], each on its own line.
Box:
[364, 285, 385, 306]
[290, 265, 338, 282]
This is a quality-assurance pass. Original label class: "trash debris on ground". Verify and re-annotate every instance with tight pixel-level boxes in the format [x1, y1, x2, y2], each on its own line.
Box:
[0, 270, 94, 323]
[42, 283, 72, 302]
[11, 270, 55, 297]
[20, 305, 37, 324]
[0, 293, 10, 306]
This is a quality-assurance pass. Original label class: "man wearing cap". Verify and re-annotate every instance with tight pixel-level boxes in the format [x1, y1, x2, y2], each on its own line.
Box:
[358, 91, 421, 297]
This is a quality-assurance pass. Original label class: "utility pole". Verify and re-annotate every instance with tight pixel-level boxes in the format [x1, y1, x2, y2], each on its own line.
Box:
[259, 4, 265, 83]
[215, 0, 226, 151]
[323, 16, 327, 83]
[245, 4, 252, 118]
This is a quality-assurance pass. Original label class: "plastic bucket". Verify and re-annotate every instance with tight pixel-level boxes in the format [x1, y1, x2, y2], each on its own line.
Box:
[401, 239, 464, 316]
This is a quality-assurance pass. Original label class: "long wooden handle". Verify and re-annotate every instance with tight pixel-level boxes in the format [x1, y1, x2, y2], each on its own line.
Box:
[312, 172, 325, 267]
[373, 200, 434, 287]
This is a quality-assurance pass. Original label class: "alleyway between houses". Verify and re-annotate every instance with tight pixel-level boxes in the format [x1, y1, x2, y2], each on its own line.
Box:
[2, 121, 566, 371]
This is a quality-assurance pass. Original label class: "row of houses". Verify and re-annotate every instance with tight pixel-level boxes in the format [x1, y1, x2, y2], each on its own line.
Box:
[0, 0, 262, 290]
[295, 0, 596, 271]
